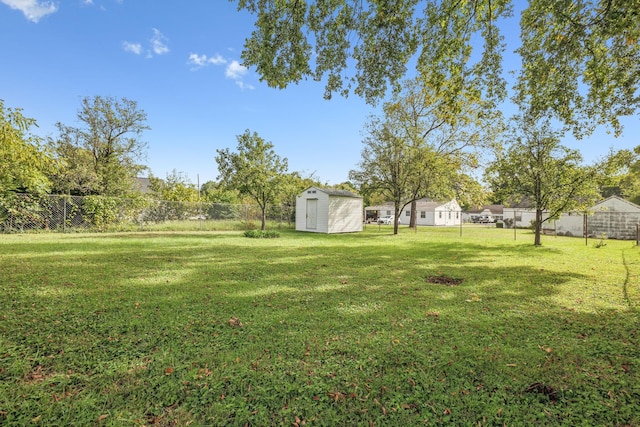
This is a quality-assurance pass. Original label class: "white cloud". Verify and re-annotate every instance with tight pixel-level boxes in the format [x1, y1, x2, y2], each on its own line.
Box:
[188, 53, 254, 90]
[122, 28, 169, 58]
[234, 80, 255, 91]
[226, 62, 255, 90]
[122, 41, 142, 55]
[1, 0, 58, 22]
[187, 53, 226, 69]
[150, 28, 169, 55]
[225, 60, 247, 80]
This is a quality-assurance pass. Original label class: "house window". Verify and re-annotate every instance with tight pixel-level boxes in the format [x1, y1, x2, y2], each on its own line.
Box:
[448, 212, 451, 219]
[439, 212, 442, 219]
[515, 215, 522, 221]
[386, 210, 391, 215]
[405, 210, 410, 217]
[456, 212, 459, 219]
[420, 211, 426, 218]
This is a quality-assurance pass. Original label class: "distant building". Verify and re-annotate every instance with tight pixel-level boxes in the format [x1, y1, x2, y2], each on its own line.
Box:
[134, 177, 153, 194]
[366, 198, 462, 226]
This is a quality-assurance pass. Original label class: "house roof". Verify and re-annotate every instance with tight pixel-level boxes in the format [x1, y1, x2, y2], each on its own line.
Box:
[365, 199, 458, 211]
[466, 204, 504, 214]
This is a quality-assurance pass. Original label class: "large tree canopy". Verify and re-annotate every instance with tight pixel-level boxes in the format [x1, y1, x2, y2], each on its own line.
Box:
[51, 96, 149, 196]
[234, 0, 640, 136]
[350, 77, 498, 234]
[236, 0, 509, 104]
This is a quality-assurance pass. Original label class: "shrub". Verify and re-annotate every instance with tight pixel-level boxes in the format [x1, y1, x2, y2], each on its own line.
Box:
[243, 230, 280, 238]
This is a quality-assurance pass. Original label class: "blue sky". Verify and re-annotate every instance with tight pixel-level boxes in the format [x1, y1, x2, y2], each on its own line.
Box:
[2, 1, 638, 187]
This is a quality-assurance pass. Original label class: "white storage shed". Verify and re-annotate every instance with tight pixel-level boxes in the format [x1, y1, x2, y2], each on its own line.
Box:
[296, 187, 363, 234]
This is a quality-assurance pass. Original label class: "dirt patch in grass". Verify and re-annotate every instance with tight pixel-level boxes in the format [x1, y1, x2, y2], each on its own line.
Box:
[425, 275, 464, 286]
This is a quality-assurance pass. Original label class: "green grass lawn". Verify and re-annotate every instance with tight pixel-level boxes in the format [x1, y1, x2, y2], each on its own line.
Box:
[1, 226, 639, 426]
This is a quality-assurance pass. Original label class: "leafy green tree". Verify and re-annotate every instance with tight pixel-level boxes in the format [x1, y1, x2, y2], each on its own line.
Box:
[0, 100, 54, 197]
[47, 139, 98, 195]
[149, 170, 199, 202]
[350, 78, 498, 234]
[486, 117, 603, 246]
[215, 130, 289, 230]
[235, 0, 640, 136]
[52, 96, 149, 196]
[599, 146, 640, 205]
[200, 181, 241, 204]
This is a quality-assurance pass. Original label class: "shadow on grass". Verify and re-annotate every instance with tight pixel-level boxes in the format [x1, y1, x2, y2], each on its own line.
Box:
[1, 231, 638, 426]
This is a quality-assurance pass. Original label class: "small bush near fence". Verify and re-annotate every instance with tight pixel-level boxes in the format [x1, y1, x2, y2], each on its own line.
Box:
[243, 230, 281, 238]
[0, 194, 294, 233]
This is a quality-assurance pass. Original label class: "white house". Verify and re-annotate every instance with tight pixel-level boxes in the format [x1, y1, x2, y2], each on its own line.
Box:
[295, 187, 363, 234]
[554, 196, 640, 240]
[365, 199, 462, 226]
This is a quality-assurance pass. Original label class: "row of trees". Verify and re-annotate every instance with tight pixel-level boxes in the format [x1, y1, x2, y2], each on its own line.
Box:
[3, 88, 640, 242]
[0, 96, 330, 231]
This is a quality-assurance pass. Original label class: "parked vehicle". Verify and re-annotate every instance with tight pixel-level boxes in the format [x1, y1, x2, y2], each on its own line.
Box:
[378, 215, 400, 225]
[477, 215, 493, 223]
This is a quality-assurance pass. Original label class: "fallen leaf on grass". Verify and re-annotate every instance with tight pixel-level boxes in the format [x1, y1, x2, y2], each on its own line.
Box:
[97, 414, 109, 422]
[327, 391, 345, 402]
[228, 317, 243, 327]
[465, 294, 481, 302]
[373, 398, 387, 415]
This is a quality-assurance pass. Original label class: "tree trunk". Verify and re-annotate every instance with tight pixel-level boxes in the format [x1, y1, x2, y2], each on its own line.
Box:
[409, 200, 417, 228]
[393, 206, 401, 235]
[261, 206, 267, 230]
[534, 208, 543, 246]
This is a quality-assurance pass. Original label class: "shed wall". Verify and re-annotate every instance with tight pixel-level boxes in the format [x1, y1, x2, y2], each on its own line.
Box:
[295, 190, 330, 233]
[327, 197, 363, 233]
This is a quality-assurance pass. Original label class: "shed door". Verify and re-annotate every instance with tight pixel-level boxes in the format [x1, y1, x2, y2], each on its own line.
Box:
[306, 199, 318, 229]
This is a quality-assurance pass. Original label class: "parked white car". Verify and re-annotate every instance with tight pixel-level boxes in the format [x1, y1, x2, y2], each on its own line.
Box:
[378, 215, 400, 225]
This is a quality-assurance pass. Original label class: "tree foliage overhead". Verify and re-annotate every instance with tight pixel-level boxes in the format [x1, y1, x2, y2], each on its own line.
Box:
[235, 0, 640, 136]
[215, 130, 289, 230]
[235, 0, 510, 104]
[516, 0, 640, 138]
[51, 96, 150, 196]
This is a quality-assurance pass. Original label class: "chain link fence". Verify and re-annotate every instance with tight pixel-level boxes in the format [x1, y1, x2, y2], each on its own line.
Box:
[0, 193, 295, 233]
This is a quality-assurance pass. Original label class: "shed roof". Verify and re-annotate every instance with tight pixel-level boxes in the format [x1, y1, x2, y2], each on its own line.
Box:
[366, 199, 457, 211]
[303, 186, 361, 198]
[593, 195, 640, 212]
